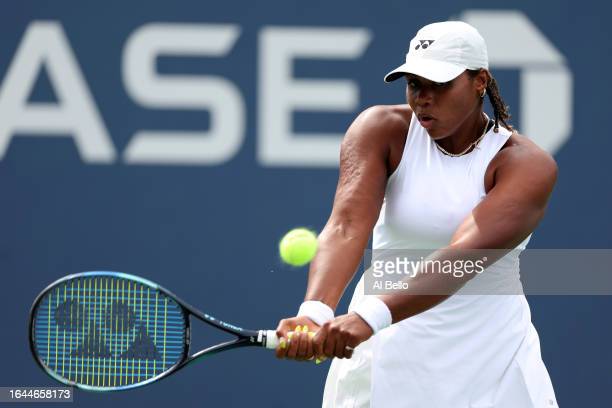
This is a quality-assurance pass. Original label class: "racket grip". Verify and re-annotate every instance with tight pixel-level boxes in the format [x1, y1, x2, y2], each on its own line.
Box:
[262, 330, 280, 349]
[259, 330, 327, 364]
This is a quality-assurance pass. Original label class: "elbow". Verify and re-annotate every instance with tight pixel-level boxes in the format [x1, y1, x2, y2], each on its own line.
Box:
[322, 212, 370, 244]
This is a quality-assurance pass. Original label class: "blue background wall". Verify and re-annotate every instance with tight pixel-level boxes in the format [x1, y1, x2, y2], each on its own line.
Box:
[1, 0, 610, 406]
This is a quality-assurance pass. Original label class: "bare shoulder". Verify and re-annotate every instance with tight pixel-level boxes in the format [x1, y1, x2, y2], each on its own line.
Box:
[338, 105, 411, 184]
[344, 104, 411, 148]
[354, 104, 412, 130]
[491, 131, 558, 179]
[484, 131, 558, 196]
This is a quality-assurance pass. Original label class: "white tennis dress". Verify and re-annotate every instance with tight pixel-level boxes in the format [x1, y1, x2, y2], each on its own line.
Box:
[322, 113, 558, 407]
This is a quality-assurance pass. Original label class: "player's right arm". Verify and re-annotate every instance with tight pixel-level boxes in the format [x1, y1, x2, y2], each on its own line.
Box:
[276, 105, 410, 360]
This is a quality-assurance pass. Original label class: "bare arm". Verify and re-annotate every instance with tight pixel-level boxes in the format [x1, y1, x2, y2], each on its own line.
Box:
[311, 136, 559, 360]
[274, 105, 409, 360]
[381, 137, 558, 321]
[305, 106, 409, 310]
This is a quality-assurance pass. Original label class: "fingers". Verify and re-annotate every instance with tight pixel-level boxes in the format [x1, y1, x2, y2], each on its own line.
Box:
[312, 325, 327, 359]
[274, 335, 288, 359]
[285, 327, 301, 359]
[275, 317, 318, 359]
[275, 318, 293, 359]
[322, 325, 337, 358]
[343, 344, 355, 359]
[296, 328, 310, 360]
[316, 319, 359, 360]
[286, 325, 315, 361]
[320, 321, 348, 359]
[334, 337, 346, 358]
[275, 323, 323, 362]
[274, 314, 370, 363]
[305, 331, 315, 359]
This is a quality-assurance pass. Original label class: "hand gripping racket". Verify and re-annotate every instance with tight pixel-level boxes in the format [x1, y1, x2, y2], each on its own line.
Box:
[29, 271, 280, 391]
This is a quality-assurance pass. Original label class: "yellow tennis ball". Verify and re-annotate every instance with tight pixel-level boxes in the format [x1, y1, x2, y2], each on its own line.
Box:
[279, 228, 318, 266]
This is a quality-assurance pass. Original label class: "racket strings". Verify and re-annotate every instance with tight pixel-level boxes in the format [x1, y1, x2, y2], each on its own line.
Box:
[33, 276, 186, 389]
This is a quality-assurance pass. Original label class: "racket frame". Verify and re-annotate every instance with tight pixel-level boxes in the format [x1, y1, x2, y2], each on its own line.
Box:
[29, 271, 276, 391]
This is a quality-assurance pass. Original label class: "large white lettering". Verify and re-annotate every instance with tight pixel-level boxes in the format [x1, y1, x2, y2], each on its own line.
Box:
[0, 21, 116, 163]
[258, 27, 371, 167]
[0, 15, 572, 166]
[122, 23, 245, 165]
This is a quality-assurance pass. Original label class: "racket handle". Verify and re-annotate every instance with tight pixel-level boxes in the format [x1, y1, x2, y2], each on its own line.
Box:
[259, 330, 327, 364]
[261, 330, 280, 349]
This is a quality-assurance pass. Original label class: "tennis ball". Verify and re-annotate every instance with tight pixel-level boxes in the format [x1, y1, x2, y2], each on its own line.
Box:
[279, 228, 318, 266]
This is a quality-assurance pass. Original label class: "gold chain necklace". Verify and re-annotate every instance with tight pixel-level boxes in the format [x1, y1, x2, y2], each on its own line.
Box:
[435, 113, 490, 157]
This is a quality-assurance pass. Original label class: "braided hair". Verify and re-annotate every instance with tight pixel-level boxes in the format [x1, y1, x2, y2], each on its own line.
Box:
[467, 69, 513, 133]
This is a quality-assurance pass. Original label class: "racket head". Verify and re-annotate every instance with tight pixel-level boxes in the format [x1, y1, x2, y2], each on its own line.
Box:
[29, 272, 189, 391]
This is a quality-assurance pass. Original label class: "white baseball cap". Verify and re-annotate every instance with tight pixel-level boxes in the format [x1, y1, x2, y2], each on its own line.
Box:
[384, 21, 489, 83]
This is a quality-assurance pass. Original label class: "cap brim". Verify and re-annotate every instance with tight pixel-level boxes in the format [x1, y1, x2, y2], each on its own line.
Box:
[384, 58, 465, 83]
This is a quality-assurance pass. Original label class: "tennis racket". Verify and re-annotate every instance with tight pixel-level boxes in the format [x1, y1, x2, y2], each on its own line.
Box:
[29, 271, 280, 391]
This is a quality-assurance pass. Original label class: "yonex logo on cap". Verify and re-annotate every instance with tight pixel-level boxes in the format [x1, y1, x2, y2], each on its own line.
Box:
[384, 22, 488, 84]
[415, 40, 435, 50]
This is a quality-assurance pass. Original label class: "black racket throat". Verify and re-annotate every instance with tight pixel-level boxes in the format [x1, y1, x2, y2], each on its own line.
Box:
[179, 336, 253, 369]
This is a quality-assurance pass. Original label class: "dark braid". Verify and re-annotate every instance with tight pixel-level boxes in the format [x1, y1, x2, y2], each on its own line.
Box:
[468, 69, 513, 133]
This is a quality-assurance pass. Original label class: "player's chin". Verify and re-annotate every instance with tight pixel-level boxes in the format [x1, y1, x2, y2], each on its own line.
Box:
[425, 126, 446, 140]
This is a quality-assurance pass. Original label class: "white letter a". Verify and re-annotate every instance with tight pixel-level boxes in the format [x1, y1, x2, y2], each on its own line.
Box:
[0, 21, 115, 162]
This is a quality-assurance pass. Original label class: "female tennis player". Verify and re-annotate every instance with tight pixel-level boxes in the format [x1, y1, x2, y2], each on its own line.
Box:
[276, 21, 558, 407]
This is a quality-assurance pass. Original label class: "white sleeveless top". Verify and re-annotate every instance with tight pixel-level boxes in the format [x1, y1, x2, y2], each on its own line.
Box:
[323, 113, 558, 408]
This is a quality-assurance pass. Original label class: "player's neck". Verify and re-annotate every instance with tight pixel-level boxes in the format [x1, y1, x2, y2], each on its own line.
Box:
[436, 110, 487, 155]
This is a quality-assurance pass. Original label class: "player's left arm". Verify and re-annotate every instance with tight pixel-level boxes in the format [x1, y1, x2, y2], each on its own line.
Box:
[380, 138, 558, 322]
[451, 140, 558, 250]
[313, 138, 558, 359]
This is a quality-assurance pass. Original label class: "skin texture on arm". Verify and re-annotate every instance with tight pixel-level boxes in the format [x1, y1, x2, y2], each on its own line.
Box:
[282, 69, 558, 361]
[304, 105, 410, 308]
[306, 70, 559, 360]
[381, 134, 558, 322]
[311, 133, 558, 360]
[274, 105, 410, 360]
